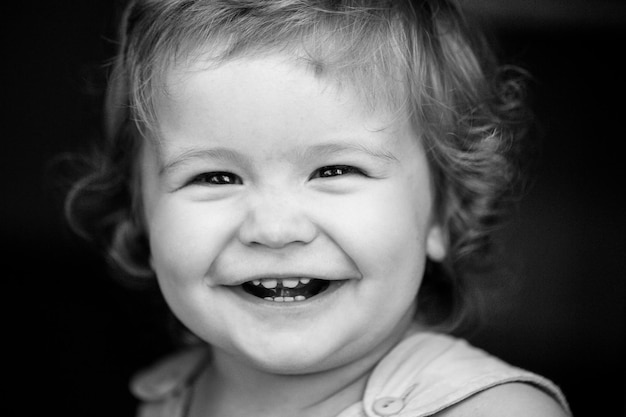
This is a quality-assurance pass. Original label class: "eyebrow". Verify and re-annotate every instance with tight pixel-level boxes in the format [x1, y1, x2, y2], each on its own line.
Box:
[160, 141, 399, 176]
[160, 147, 251, 176]
[300, 142, 400, 164]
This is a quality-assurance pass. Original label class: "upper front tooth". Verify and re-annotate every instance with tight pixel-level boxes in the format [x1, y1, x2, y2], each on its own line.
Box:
[299, 278, 311, 285]
[261, 279, 277, 289]
[281, 278, 299, 288]
[252, 279, 261, 286]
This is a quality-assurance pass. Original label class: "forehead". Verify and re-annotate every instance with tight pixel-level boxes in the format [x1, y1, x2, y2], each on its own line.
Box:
[145, 54, 419, 169]
[139, 42, 411, 142]
[162, 54, 367, 116]
[155, 53, 410, 139]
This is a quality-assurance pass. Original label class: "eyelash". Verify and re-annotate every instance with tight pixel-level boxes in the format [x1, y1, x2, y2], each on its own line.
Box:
[309, 165, 366, 179]
[188, 165, 366, 186]
[189, 172, 243, 185]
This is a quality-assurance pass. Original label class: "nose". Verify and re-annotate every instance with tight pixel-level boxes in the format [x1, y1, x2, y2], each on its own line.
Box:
[237, 191, 318, 249]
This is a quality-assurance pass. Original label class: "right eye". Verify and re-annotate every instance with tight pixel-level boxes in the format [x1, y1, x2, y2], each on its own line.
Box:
[188, 172, 243, 186]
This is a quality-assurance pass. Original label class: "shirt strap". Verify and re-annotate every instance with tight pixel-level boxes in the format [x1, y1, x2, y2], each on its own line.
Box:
[130, 346, 209, 402]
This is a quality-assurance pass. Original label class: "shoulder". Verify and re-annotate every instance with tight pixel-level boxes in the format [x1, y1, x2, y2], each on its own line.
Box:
[130, 346, 209, 401]
[435, 383, 570, 417]
[362, 331, 571, 417]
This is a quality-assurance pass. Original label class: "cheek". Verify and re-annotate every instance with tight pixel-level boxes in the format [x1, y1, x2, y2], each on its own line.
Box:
[324, 180, 431, 283]
[147, 199, 237, 280]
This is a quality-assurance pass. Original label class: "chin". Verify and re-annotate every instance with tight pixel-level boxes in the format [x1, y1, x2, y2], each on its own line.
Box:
[234, 334, 349, 375]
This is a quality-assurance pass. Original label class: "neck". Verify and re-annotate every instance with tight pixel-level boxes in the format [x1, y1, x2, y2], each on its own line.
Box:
[190, 320, 419, 417]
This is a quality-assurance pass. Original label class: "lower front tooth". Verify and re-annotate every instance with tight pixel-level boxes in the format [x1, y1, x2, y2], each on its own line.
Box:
[262, 296, 306, 302]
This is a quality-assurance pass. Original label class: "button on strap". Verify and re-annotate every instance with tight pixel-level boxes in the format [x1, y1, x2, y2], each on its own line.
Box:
[373, 397, 405, 416]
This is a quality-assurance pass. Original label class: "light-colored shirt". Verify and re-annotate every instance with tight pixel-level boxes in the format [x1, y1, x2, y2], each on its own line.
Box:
[130, 331, 571, 417]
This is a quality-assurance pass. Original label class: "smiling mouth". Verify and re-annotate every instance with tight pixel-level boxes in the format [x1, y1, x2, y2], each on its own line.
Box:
[241, 278, 331, 303]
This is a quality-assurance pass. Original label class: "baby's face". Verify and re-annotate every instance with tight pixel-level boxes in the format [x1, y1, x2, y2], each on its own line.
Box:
[140, 54, 445, 374]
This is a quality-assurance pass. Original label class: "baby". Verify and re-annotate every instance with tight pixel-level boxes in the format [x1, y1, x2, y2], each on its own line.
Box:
[65, 1, 571, 416]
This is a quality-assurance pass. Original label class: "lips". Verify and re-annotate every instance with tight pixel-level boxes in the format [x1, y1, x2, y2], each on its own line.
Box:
[241, 277, 331, 302]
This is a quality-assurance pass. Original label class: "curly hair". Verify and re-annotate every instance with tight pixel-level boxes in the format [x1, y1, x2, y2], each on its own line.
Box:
[65, 0, 531, 330]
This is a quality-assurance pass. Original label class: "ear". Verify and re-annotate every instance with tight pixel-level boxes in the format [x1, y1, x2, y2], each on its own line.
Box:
[425, 223, 447, 262]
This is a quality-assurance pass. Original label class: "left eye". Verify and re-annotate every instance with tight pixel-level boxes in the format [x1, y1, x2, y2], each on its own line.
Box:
[310, 165, 365, 179]
[189, 171, 243, 185]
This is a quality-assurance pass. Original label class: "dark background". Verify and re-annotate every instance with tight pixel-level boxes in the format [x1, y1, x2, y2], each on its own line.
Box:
[4, 1, 625, 416]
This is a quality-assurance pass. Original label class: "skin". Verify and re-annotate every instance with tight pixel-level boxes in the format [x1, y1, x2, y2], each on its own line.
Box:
[139, 53, 445, 416]
[138, 52, 566, 417]
[437, 384, 570, 417]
